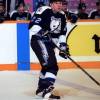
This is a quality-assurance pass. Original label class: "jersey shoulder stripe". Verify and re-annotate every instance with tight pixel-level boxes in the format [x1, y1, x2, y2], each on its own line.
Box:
[35, 6, 51, 15]
[60, 10, 65, 15]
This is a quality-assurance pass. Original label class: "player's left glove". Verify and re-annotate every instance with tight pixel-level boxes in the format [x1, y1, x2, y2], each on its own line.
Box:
[59, 42, 70, 59]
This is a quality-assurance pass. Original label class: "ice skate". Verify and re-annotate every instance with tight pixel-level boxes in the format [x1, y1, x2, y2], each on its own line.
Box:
[36, 87, 44, 96]
[42, 86, 60, 100]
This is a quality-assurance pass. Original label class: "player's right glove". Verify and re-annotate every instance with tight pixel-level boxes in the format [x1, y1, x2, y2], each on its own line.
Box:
[59, 42, 70, 59]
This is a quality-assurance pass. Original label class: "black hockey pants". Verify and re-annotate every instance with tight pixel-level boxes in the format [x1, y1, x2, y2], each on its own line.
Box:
[31, 35, 59, 76]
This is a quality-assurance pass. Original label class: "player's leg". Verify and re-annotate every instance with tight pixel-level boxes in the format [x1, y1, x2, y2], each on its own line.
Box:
[31, 35, 60, 99]
[41, 42, 60, 99]
[31, 35, 47, 95]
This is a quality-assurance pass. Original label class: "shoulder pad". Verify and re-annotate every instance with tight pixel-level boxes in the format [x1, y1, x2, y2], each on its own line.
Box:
[59, 10, 65, 15]
[35, 6, 51, 14]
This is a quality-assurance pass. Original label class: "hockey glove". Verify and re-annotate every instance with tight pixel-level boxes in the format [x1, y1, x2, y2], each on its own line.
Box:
[59, 43, 70, 59]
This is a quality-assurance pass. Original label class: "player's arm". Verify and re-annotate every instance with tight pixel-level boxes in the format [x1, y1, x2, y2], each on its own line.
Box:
[29, 6, 50, 36]
[59, 15, 70, 59]
[29, 14, 42, 36]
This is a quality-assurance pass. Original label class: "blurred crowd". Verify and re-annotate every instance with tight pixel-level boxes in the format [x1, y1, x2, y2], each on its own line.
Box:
[0, 0, 100, 22]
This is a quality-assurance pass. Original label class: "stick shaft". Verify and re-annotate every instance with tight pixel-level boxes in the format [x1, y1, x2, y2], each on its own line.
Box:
[67, 55, 100, 86]
[43, 22, 100, 87]
[53, 40, 100, 86]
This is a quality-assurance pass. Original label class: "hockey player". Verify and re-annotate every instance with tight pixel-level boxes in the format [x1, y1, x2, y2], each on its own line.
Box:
[29, 0, 70, 99]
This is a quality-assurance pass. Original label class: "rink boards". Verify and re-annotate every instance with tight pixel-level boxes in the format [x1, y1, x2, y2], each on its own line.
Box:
[0, 20, 100, 70]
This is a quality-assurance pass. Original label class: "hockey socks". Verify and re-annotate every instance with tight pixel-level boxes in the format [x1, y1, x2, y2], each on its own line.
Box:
[36, 72, 60, 99]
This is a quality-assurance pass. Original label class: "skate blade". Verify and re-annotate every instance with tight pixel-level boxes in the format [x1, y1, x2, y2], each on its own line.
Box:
[33, 95, 43, 100]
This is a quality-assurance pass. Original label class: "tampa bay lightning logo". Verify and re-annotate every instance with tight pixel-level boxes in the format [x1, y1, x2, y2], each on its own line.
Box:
[50, 16, 61, 33]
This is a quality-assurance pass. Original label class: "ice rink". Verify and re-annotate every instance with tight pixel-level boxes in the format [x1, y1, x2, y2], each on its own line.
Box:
[0, 69, 100, 100]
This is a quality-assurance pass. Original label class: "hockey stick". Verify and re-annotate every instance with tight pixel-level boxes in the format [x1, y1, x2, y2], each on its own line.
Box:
[52, 41, 100, 87]
[43, 26, 100, 87]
